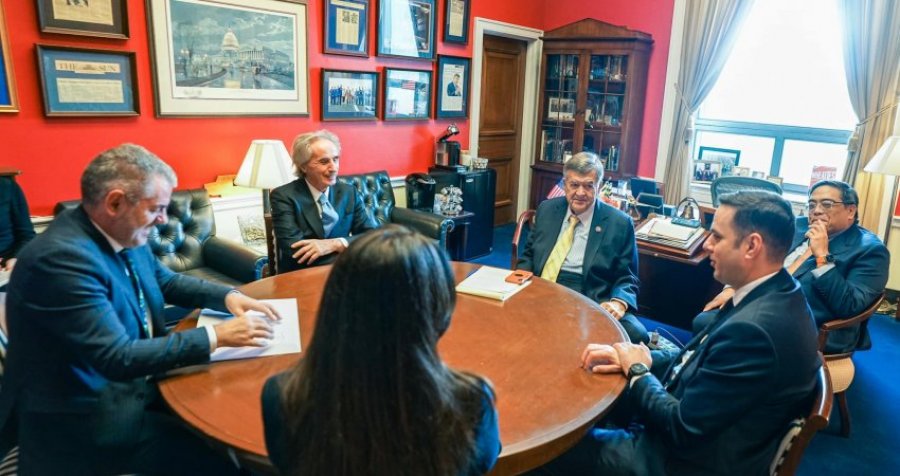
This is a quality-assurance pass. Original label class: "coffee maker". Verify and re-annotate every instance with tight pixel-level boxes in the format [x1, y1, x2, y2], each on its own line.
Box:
[434, 124, 462, 170]
[404, 173, 436, 211]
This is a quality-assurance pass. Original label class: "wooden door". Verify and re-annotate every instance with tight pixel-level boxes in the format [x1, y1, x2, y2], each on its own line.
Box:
[479, 35, 527, 225]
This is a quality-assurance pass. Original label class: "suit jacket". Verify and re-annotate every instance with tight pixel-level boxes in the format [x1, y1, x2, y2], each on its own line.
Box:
[789, 218, 889, 353]
[270, 179, 378, 273]
[0, 206, 230, 462]
[517, 197, 639, 309]
[261, 372, 500, 475]
[0, 176, 35, 261]
[634, 270, 820, 475]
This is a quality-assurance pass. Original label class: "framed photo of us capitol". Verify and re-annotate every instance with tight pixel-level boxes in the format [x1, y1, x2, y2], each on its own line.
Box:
[147, 0, 309, 117]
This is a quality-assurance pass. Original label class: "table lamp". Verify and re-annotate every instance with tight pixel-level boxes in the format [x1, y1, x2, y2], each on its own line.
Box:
[234, 140, 294, 275]
[863, 135, 900, 246]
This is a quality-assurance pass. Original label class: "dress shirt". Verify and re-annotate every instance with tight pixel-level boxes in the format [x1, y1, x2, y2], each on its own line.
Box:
[732, 271, 779, 306]
[89, 219, 219, 349]
[783, 228, 847, 278]
[559, 204, 595, 274]
[305, 180, 349, 248]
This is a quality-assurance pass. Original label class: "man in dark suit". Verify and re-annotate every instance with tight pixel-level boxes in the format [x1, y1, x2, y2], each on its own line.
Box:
[0, 144, 280, 475]
[700, 180, 889, 354]
[271, 130, 378, 273]
[537, 191, 820, 475]
[517, 152, 647, 343]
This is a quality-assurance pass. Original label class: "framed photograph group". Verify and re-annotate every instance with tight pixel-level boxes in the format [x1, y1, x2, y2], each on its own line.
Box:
[383, 68, 431, 120]
[443, 0, 469, 44]
[377, 0, 435, 60]
[697, 146, 741, 175]
[0, 0, 17, 113]
[35, 45, 138, 117]
[147, 0, 309, 117]
[36, 0, 129, 39]
[436, 55, 469, 118]
[323, 0, 369, 56]
[321, 69, 378, 121]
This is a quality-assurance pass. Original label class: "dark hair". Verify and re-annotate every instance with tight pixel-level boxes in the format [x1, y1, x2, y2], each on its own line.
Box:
[717, 191, 795, 262]
[280, 225, 490, 476]
[809, 179, 859, 222]
[81, 144, 177, 208]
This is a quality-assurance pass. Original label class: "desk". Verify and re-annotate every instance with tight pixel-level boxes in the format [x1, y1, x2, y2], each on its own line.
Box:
[159, 262, 627, 475]
[636, 239, 723, 330]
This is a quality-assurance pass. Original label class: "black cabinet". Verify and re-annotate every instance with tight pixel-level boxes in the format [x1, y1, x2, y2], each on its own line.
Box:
[429, 167, 496, 260]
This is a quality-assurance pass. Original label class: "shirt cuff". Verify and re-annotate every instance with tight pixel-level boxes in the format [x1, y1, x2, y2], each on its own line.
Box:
[205, 326, 218, 352]
[611, 298, 629, 313]
[629, 373, 650, 389]
[811, 263, 835, 278]
[338, 237, 349, 248]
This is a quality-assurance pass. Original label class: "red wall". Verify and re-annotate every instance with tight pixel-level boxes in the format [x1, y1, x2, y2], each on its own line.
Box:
[1, 0, 667, 215]
[543, 0, 675, 179]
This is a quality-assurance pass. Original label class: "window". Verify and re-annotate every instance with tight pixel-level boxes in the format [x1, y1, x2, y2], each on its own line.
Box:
[692, 0, 856, 193]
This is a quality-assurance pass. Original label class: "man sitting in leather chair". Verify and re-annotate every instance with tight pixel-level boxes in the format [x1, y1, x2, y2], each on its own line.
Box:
[699, 180, 889, 354]
[271, 130, 379, 273]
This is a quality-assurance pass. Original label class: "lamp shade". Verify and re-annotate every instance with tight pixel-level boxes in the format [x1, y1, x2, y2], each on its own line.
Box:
[864, 135, 900, 176]
[234, 140, 294, 189]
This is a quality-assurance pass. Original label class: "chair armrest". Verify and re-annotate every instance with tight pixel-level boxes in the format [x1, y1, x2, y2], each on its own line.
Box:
[202, 236, 268, 284]
[817, 294, 883, 352]
[391, 207, 453, 249]
[511, 210, 535, 269]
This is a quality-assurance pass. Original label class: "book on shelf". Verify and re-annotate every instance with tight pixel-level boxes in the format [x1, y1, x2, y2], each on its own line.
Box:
[456, 265, 532, 302]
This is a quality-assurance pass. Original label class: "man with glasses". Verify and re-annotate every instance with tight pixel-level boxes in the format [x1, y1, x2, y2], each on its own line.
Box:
[518, 152, 648, 343]
[701, 180, 888, 353]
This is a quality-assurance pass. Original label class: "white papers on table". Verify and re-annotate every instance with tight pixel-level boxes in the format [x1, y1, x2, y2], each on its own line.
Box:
[197, 298, 301, 362]
[635, 217, 705, 250]
[456, 265, 531, 302]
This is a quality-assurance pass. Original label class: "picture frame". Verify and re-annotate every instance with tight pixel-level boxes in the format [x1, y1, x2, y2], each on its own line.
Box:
[731, 166, 750, 177]
[147, 0, 309, 117]
[435, 55, 469, 118]
[443, 0, 469, 44]
[36, 0, 129, 39]
[0, 0, 18, 113]
[751, 170, 766, 179]
[383, 67, 431, 120]
[766, 175, 784, 187]
[698, 146, 741, 176]
[323, 0, 368, 57]
[693, 161, 721, 183]
[377, 0, 435, 60]
[321, 69, 378, 121]
[35, 44, 139, 117]
[557, 98, 575, 121]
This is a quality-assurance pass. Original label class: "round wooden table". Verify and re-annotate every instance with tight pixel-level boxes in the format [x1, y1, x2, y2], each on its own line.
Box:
[159, 262, 628, 475]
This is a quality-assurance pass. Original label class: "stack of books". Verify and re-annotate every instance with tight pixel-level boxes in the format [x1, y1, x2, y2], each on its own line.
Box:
[635, 217, 706, 254]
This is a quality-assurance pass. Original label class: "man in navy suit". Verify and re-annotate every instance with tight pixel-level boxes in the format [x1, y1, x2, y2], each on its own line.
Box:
[538, 191, 820, 475]
[0, 144, 280, 475]
[700, 180, 889, 354]
[271, 130, 378, 273]
[517, 152, 647, 343]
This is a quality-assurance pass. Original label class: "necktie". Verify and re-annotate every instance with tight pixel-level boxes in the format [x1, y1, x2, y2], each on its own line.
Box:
[319, 193, 338, 237]
[119, 249, 152, 338]
[541, 215, 579, 282]
[786, 242, 813, 275]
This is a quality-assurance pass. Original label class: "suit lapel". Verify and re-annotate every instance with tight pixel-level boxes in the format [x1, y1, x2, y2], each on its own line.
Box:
[581, 200, 610, 276]
[297, 181, 326, 238]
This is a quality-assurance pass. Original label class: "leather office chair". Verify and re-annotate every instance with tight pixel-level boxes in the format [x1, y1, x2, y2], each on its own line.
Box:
[769, 362, 833, 476]
[510, 209, 536, 269]
[54, 188, 268, 287]
[710, 176, 783, 206]
[817, 293, 883, 437]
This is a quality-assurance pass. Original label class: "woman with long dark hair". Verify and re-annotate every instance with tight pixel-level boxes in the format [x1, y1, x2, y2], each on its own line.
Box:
[261, 224, 500, 476]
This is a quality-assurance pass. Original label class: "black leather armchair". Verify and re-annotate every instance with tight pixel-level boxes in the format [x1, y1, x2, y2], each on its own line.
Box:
[54, 188, 267, 287]
[337, 170, 453, 249]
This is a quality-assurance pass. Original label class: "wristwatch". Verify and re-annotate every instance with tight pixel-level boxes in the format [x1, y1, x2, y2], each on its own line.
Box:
[815, 254, 835, 267]
[627, 362, 650, 381]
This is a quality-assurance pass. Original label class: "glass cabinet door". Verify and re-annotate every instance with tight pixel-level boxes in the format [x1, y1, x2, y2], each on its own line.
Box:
[540, 54, 579, 164]
[584, 54, 628, 174]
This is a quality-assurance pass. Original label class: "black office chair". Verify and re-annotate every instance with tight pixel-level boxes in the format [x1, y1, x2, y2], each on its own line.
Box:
[710, 176, 783, 206]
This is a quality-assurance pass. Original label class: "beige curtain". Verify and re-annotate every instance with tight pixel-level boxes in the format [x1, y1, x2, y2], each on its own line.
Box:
[662, 0, 756, 204]
[840, 0, 900, 232]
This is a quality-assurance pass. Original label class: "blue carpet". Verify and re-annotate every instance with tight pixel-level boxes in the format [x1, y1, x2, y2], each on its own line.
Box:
[479, 223, 899, 473]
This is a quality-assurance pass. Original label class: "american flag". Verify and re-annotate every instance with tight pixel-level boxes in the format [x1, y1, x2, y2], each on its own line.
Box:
[546, 178, 566, 199]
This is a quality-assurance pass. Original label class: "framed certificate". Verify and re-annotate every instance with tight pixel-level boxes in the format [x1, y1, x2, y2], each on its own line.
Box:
[35, 45, 139, 117]
[443, 0, 469, 44]
[324, 0, 369, 56]
[36, 0, 129, 39]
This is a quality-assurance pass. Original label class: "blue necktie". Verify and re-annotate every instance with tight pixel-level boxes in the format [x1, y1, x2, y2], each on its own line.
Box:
[319, 193, 338, 236]
[119, 249, 151, 338]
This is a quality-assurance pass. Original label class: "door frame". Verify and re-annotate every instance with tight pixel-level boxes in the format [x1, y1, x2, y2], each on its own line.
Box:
[470, 18, 543, 219]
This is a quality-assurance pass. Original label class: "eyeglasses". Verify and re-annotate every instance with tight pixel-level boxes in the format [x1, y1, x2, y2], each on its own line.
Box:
[807, 200, 850, 211]
[565, 181, 597, 191]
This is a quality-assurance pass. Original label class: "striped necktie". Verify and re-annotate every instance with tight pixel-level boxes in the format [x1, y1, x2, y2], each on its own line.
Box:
[119, 249, 152, 338]
[319, 193, 338, 237]
[541, 215, 579, 282]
